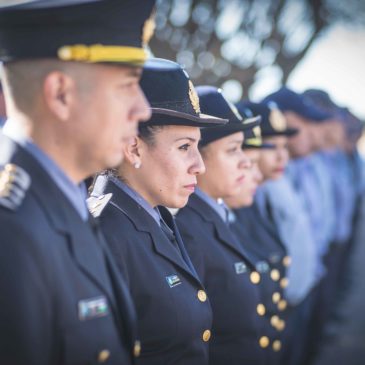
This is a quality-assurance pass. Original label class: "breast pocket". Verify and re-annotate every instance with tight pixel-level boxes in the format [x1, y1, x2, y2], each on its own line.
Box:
[62, 316, 124, 365]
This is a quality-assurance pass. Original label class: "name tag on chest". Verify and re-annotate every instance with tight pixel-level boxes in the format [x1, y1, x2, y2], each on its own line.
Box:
[234, 262, 247, 274]
[78, 296, 109, 321]
[166, 274, 182, 288]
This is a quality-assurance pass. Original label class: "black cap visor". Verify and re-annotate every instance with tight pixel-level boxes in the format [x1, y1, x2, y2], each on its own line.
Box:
[261, 127, 299, 137]
[200, 116, 261, 147]
[149, 107, 228, 127]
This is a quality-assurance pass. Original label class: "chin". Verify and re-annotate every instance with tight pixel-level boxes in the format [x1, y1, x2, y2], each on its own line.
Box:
[166, 196, 189, 209]
[270, 171, 283, 180]
[232, 185, 245, 198]
[243, 197, 254, 207]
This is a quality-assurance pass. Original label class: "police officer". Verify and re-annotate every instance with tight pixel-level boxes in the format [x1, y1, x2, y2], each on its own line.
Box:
[262, 87, 335, 365]
[225, 101, 298, 364]
[0, 1, 155, 364]
[176, 86, 274, 365]
[89, 59, 227, 365]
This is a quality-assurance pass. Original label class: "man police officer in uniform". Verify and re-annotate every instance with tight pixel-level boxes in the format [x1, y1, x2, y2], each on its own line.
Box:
[0, 1, 155, 364]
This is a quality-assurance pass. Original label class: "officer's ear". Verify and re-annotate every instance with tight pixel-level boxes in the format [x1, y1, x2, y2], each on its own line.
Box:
[122, 136, 143, 168]
[43, 71, 75, 121]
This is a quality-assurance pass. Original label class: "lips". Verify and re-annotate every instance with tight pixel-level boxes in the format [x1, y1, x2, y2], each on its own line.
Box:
[236, 175, 246, 183]
[184, 183, 197, 192]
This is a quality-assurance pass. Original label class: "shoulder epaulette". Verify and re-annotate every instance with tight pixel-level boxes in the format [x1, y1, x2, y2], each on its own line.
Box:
[0, 163, 31, 211]
[87, 193, 112, 218]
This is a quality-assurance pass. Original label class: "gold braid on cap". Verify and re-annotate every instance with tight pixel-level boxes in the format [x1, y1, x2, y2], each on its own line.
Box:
[58, 44, 147, 65]
[246, 126, 263, 146]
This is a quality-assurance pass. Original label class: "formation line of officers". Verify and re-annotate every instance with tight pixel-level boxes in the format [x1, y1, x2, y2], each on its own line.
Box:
[0, 1, 364, 365]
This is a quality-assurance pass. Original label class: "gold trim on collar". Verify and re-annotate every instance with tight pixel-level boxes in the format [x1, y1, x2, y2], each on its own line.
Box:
[58, 44, 147, 65]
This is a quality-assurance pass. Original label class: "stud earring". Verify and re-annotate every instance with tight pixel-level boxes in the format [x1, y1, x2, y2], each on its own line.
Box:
[134, 162, 141, 169]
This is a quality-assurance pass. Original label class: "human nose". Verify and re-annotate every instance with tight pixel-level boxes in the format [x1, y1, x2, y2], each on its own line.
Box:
[135, 85, 152, 123]
[238, 150, 251, 169]
[190, 149, 206, 176]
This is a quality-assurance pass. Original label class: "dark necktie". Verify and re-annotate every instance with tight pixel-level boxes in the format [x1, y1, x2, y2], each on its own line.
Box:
[159, 217, 182, 255]
[264, 192, 275, 224]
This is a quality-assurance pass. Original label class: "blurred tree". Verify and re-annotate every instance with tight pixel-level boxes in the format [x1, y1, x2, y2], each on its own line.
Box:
[150, 0, 365, 100]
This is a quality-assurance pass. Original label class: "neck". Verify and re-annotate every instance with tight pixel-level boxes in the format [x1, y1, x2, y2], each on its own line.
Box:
[117, 166, 157, 208]
[7, 115, 88, 184]
[197, 178, 220, 201]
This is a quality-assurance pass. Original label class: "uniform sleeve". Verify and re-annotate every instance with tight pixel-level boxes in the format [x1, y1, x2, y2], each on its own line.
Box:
[98, 207, 132, 287]
[0, 214, 53, 365]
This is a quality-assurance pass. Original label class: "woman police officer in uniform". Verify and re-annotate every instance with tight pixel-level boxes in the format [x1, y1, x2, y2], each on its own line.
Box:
[224, 102, 298, 364]
[175, 86, 275, 365]
[88, 59, 227, 365]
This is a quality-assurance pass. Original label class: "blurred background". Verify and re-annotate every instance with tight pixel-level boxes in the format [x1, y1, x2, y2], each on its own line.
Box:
[150, 0, 365, 122]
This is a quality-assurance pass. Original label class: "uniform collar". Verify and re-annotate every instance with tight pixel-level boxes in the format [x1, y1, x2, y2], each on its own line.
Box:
[3, 121, 88, 220]
[195, 187, 229, 223]
[110, 176, 161, 226]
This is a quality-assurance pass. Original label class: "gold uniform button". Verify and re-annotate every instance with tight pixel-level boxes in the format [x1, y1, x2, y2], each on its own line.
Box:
[270, 315, 280, 328]
[272, 292, 281, 304]
[280, 277, 289, 288]
[97, 349, 110, 363]
[270, 269, 280, 281]
[259, 336, 270, 348]
[133, 341, 141, 357]
[257, 303, 266, 316]
[197, 290, 207, 302]
[250, 271, 261, 284]
[202, 329, 211, 342]
[278, 299, 287, 311]
[272, 340, 282, 351]
[277, 319, 286, 331]
[282, 256, 292, 267]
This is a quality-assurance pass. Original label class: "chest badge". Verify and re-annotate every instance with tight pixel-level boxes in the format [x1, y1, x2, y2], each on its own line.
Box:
[234, 262, 247, 274]
[78, 296, 109, 321]
[166, 274, 182, 288]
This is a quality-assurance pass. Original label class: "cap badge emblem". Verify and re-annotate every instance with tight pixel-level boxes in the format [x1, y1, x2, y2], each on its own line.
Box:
[188, 80, 201, 114]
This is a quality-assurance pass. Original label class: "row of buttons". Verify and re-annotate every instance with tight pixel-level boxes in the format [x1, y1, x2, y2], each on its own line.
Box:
[259, 336, 282, 351]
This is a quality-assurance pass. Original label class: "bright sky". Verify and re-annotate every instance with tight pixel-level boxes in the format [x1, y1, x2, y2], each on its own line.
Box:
[288, 24, 365, 119]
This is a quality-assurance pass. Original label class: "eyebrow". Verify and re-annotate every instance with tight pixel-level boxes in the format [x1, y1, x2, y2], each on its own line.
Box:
[228, 139, 244, 145]
[174, 137, 197, 143]
[126, 68, 143, 78]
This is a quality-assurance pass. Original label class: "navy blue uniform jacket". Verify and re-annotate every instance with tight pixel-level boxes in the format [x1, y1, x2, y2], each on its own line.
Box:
[233, 204, 288, 279]
[176, 193, 268, 365]
[230, 205, 290, 364]
[91, 175, 213, 365]
[0, 133, 138, 365]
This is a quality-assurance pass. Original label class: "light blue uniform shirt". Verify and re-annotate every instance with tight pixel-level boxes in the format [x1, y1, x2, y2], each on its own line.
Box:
[195, 187, 229, 224]
[287, 155, 335, 257]
[3, 121, 89, 220]
[255, 176, 319, 306]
